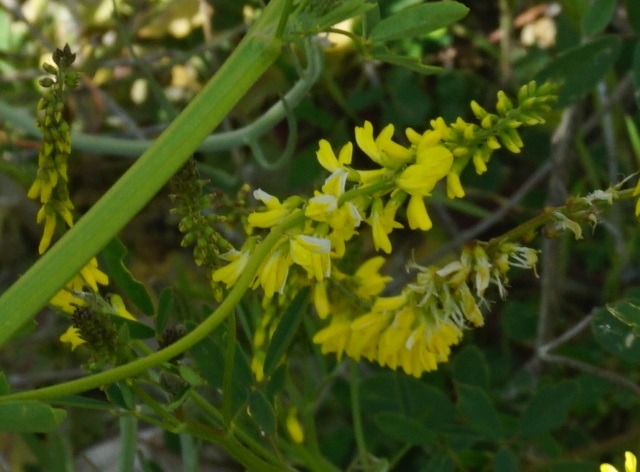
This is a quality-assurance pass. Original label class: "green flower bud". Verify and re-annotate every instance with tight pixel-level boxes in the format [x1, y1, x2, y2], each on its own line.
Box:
[42, 63, 58, 75]
[39, 77, 55, 88]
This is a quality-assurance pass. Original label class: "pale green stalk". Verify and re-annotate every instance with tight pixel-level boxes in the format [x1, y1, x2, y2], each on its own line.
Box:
[0, 0, 288, 347]
[117, 416, 138, 472]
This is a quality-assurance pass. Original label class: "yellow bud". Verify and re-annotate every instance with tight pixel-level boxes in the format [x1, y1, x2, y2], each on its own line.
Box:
[472, 150, 488, 174]
[463, 124, 475, 140]
[286, 408, 304, 444]
[453, 147, 468, 157]
[499, 132, 521, 154]
[470, 100, 488, 119]
[481, 114, 495, 129]
[496, 90, 513, 115]
[486, 136, 501, 150]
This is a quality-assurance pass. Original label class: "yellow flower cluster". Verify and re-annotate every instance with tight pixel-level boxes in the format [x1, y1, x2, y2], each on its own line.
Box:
[211, 81, 556, 377]
[312, 244, 538, 377]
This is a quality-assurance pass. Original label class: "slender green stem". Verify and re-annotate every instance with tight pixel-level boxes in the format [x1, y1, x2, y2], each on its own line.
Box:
[222, 309, 237, 424]
[185, 423, 285, 472]
[189, 390, 280, 465]
[349, 360, 369, 469]
[338, 177, 396, 206]
[0, 0, 288, 347]
[117, 416, 138, 472]
[131, 382, 182, 430]
[0, 211, 305, 401]
[486, 188, 636, 250]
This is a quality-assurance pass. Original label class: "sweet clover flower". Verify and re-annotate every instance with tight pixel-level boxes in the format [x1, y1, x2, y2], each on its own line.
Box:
[200, 81, 559, 377]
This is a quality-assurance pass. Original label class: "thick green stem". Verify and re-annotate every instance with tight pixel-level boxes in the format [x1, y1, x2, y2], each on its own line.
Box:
[0, 0, 288, 347]
[0, 211, 305, 402]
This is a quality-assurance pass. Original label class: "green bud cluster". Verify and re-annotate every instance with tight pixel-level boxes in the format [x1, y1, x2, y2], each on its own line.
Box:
[434, 81, 558, 176]
[170, 159, 234, 300]
[71, 306, 118, 355]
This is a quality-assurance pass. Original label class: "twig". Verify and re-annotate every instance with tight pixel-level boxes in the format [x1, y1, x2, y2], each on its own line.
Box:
[423, 159, 553, 265]
[537, 313, 593, 355]
[536, 105, 581, 374]
[539, 352, 640, 397]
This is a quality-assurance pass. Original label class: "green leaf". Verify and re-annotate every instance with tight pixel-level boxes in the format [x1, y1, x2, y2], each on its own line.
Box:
[288, 0, 375, 36]
[494, 447, 518, 472]
[456, 383, 504, 441]
[191, 332, 225, 389]
[178, 364, 205, 387]
[191, 323, 253, 415]
[0, 401, 66, 432]
[369, 1, 469, 42]
[372, 411, 433, 444]
[422, 452, 455, 472]
[101, 238, 154, 316]
[451, 346, 490, 390]
[370, 51, 443, 75]
[156, 287, 174, 333]
[109, 313, 156, 340]
[22, 431, 72, 472]
[627, 0, 640, 34]
[360, 373, 456, 433]
[606, 299, 640, 330]
[518, 380, 579, 437]
[592, 307, 640, 362]
[536, 35, 621, 105]
[105, 382, 135, 410]
[247, 389, 276, 435]
[0, 372, 9, 395]
[53, 395, 112, 411]
[582, 0, 616, 35]
[263, 287, 310, 376]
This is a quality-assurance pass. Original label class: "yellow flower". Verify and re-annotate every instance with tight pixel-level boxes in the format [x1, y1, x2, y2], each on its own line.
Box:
[313, 281, 331, 319]
[290, 234, 331, 281]
[36, 208, 57, 255]
[59, 326, 85, 350]
[253, 239, 292, 297]
[212, 249, 250, 288]
[355, 121, 413, 169]
[353, 256, 392, 298]
[406, 194, 432, 230]
[50, 287, 82, 313]
[368, 197, 403, 254]
[248, 189, 290, 228]
[446, 172, 465, 199]
[312, 315, 351, 358]
[80, 257, 109, 292]
[396, 145, 453, 196]
[347, 311, 391, 361]
[601, 452, 637, 472]
[316, 140, 352, 172]
[109, 294, 136, 320]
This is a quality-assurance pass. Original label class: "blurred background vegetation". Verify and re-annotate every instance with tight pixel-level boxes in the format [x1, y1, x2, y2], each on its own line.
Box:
[2, 0, 640, 470]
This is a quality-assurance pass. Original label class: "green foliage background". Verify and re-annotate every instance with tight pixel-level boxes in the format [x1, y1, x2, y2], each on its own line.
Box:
[1, 0, 640, 470]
